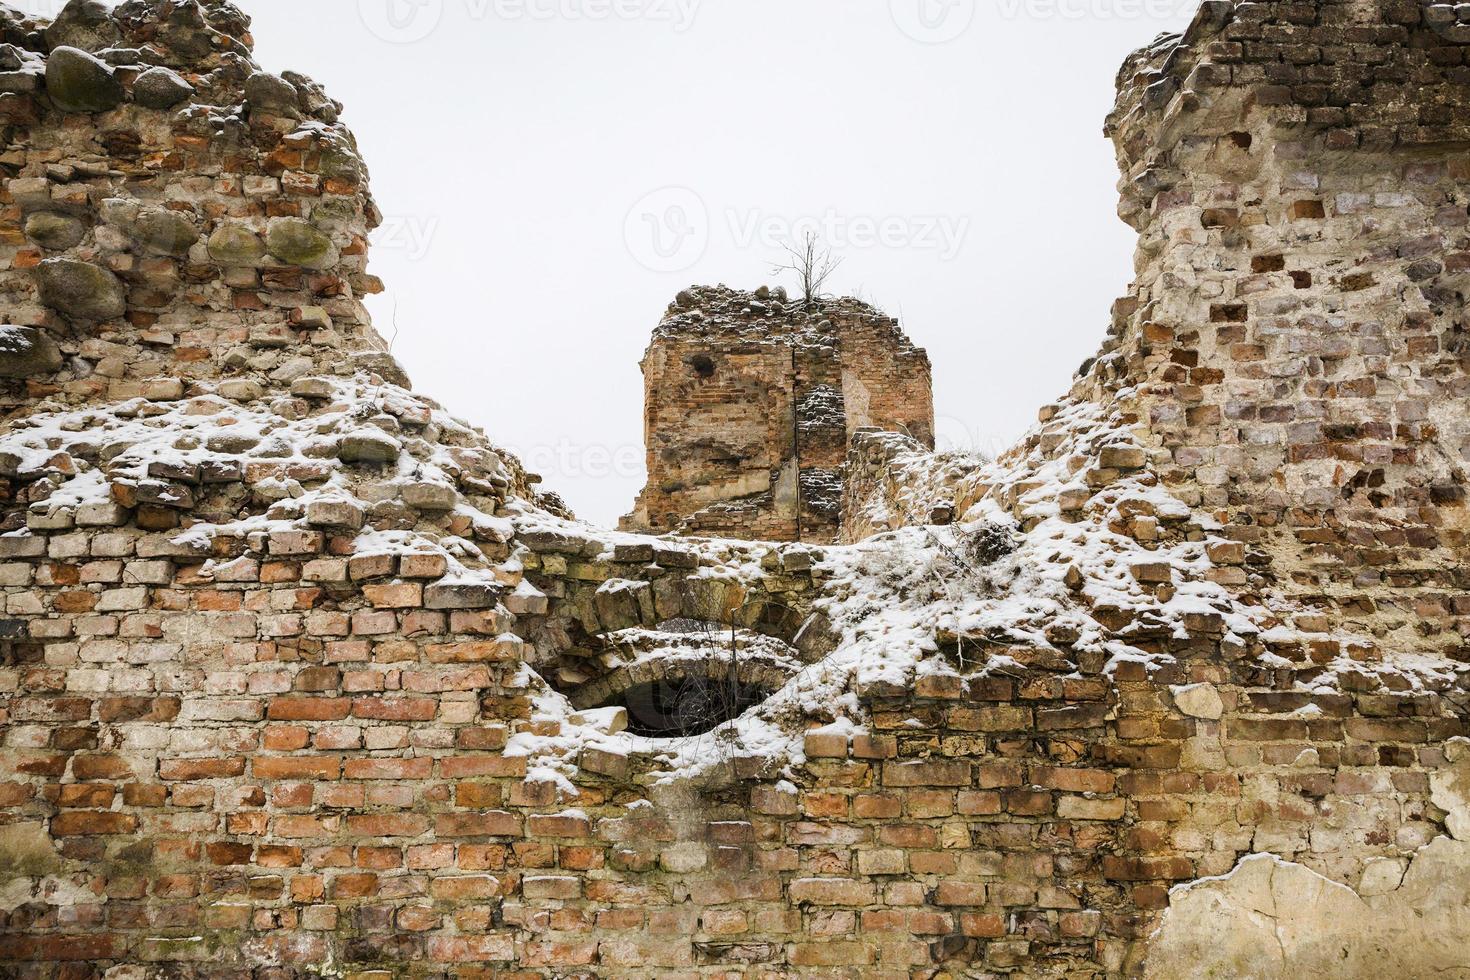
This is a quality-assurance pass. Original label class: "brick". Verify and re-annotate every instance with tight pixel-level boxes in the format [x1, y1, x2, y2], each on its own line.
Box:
[883, 759, 970, 786]
[434, 811, 522, 837]
[1102, 856, 1195, 881]
[1229, 717, 1309, 741]
[362, 582, 422, 608]
[352, 696, 438, 720]
[527, 813, 592, 838]
[935, 880, 987, 906]
[803, 732, 849, 758]
[1056, 796, 1127, 820]
[344, 757, 432, 780]
[51, 811, 138, 835]
[346, 813, 431, 837]
[254, 756, 342, 780]
[523, 875, 581, 899]
[426, 935, 515, 962]
[789, 942, 873, 967]
[1031, 766, 1114, 793]
[1036, 704, 1110, 731]
[856, 849, 907, 875]
[431, 875, 506, 899]
[788, 877, 876, 906]
[267, 697, 352, 721]
[159, 757, 247, 780]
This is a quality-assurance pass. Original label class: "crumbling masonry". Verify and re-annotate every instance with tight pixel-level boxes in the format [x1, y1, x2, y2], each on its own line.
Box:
[2, 1, 1470, 978]
[621, 286, 934, 544]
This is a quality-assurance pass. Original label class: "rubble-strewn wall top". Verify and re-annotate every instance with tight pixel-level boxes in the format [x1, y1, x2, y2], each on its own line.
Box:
[651, 283, 927, 350]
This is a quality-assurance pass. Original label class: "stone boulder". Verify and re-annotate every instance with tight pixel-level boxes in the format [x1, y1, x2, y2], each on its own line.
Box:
[0, 326, 62, 378]
[1430, 738, 1470, 841]
[1170, 683, 1224, 720]
[33, 258, 126, 321]
[266, 218, 338, 270]
[336, 431, 401, 466]
[43, 0, 120, 53]
[207, 223, 268, 267]
[101, 200, 199, 257]
[44, 46, 123, 113]
[23, 212, 86, 251]
[349, 351, 413, 389]
[132, 67, 194, 109]
[244, 71, 300, 115]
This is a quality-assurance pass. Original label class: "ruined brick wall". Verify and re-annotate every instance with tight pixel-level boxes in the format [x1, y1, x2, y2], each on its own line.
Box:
[1071, 0, 1470, 660]
[0, 0, 411, 417]
[620, 285, 934, 544]
[1, 2, 1469, 979]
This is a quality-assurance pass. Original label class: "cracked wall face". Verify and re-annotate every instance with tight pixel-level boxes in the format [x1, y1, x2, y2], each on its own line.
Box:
[1142, 837, 1470, 978]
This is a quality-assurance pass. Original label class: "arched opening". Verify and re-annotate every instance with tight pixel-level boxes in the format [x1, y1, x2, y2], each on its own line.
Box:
[616, 672, 774, 737]
[689, 353, 715, 379]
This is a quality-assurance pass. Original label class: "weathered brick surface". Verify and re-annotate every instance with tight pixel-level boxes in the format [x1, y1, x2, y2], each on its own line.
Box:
[0, 1, 1467, 978]
[621, 285, 934, 544]
[1070, 0, 1470, 660]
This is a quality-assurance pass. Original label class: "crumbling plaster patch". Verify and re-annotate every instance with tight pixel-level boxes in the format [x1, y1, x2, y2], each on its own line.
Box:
[1142, 836, 1470, 978]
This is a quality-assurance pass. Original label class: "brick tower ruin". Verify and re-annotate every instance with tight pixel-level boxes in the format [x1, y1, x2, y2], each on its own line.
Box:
[620, 285, 934, 543]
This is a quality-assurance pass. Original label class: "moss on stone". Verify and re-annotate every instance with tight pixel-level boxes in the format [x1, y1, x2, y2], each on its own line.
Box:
[125, 208, 199, 256]
[0, 822, 62, 877]
[266, 217, 337, 270]
[207, 223, 268, 267]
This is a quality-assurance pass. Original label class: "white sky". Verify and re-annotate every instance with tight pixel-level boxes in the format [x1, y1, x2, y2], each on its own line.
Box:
[17, 0, 1200, 526]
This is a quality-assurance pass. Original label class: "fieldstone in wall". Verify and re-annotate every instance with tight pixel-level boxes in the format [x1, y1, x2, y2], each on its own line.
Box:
[131, 65, 193, 108]
[336, 429, 402, 465]
[266, 216, 338, 269]
[1171, 683, 1224, 720]
[0, 325, 61, 377]
[206, 222, 268, 267]
[244, 69, 300, 114]
[42, 0, 118, 52]
[42, 45, 121, 112]
[21, 211, 85, 250]
[101, 200, 198, 257]
[351, 349, 413, 388]
[1430, 738, 1470, 840]
[32, 257, 125, 320]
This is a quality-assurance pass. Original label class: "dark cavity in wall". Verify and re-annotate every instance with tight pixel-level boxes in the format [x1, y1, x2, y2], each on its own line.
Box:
[617, 674, 773, 737]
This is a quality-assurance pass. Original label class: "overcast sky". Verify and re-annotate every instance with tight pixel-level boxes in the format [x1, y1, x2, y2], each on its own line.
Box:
[19, 0, 1200, 526]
